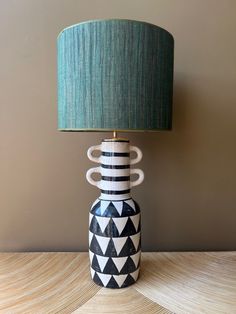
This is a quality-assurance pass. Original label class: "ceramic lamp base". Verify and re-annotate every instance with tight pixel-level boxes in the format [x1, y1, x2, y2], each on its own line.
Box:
[89, 197, 141, 288]
[86, 138, 144, 288]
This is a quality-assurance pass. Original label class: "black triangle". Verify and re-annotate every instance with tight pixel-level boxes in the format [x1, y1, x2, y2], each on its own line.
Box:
[106, 276, 119, 289]
[119, 256, 136, 274]
[90, 217, 120, 237]
[122, 201, 136, 216]
[121, 274, 135, 288]
[105, 238, 118, 257]
[133, 200, 140, 213]
[103, 257, 119, 275]
[122, 200, 140, 216]
[89, 216, 103, 235]
[91, 254, 101, 272]
[119, 237, 137, 257]
[90, 201, 101, 215]
[120, 217, 137, 237]
[103, 219, 120, 237]
[137, 219, 141, 233]
[93, 272, 104, 287]
[89, 234, 104, 255]
[103, 202, 120, 217]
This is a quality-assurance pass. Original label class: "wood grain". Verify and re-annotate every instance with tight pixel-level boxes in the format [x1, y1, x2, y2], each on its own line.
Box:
[0, 252, 235, 313]
[0, 253, 99, 314]
[73, 287, 171, 314]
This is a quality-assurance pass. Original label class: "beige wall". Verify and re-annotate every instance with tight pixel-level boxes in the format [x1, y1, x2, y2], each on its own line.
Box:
[0, 0, 236, 251]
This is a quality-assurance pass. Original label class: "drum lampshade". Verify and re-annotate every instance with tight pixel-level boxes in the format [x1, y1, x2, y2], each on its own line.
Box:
[57, 19, 174, 131]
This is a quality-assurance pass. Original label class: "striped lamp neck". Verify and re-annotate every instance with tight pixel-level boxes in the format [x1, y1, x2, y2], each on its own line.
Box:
[86, 138, 144, 201]
[99, 139, 131, 201]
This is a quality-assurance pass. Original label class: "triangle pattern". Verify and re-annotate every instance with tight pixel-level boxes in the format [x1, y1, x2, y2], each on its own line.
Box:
[89, 216, 102, 234]
[89, 250, 94, 262]
[112, 201, 123, 216]
[130, 214, 140, 232]
[121, 274, 135, 288]
[93, 272, 103, 286]
[104, 219, 120, 237]
[91, 254, 101, 272]
[124, 199, 136, 211]
[91, 205, 100, 216]
[137, 219, 141, 232]
[91, 198, 100, 209]
[113, 274, 127, 288]
[89, 213, 93, 226]
[106, 276, 119, 288]
[103, 258, 119, 275]
[111, 256, 128, 272]
[112, 217, 128, 235]
[103, 202, 120, 217]
[119, 237, 137, 257]
[112, 237, 128, 256]
[130, 268, 140, 281]
[130, 251, 141, 268]
[90, 217, 120, 237]
[89, 231, 93, 245]
[134, 200, 140, 212]
[96, 216, 111, 233]
[130, 233, 141, 251]
[122, 200, 138, 216]
[89, 234, 103, 255]
[90, 267, 95, 279]
[95, 234, 110, 255]
[120, 256, 136, 274]
[96, 272, 111, 287]
[96, 255, 109, 272]
[120, 217, 137, 236]
[100, 200, 110, 215]
[104, 238, 118, 257]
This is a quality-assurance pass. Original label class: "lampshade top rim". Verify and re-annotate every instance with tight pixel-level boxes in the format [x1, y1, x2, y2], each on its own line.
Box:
[57, 18, 174, 40]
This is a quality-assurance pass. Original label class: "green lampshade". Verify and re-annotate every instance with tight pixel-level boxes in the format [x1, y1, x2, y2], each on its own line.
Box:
[57, 19, 174, 132]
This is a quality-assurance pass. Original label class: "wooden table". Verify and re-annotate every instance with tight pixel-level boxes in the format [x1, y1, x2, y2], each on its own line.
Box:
[0, 252, 235, 313]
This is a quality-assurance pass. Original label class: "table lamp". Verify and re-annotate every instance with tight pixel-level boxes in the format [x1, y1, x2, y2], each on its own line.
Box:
[57, 19, 174, 289]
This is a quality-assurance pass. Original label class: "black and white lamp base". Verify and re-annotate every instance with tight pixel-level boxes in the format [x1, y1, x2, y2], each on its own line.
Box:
[86, 138, 144, 288]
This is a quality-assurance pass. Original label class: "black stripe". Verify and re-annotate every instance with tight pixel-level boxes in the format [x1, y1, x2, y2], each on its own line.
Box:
[99, 197, 132, 202]
[102, 152, 130, 157]
[103, 139, 129, 143]
[102, 176, 130, 181]
[101, 189, 131, 195]
[101, 164, 130, 169]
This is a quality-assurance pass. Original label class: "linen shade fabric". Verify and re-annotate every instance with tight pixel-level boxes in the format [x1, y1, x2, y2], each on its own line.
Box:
[57, 19, 174, 131]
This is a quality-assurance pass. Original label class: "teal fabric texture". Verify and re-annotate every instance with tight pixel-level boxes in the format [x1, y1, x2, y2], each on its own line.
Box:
[57, 19, 174, 131]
